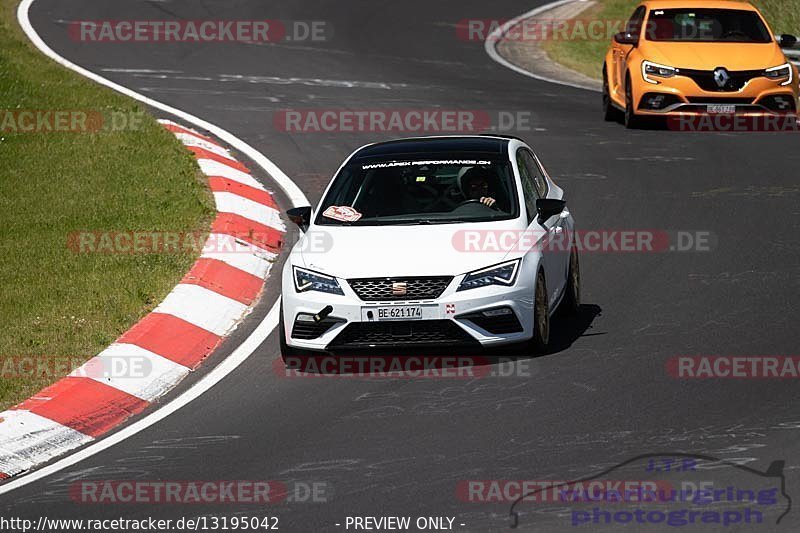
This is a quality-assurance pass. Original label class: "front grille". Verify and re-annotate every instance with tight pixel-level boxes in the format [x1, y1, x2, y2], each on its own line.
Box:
[291, 316, 344, 340]
[679, 69, 762, 92]
[329, 320, 477, 348]
[347, 276, 453, 301]
[686, 97, 755, 104]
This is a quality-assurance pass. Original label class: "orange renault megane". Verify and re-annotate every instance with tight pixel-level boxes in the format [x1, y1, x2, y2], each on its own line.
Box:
[603, 0, 799, 128]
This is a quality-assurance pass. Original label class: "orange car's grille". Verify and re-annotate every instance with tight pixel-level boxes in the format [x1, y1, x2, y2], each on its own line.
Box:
[679, 69, 763, 92]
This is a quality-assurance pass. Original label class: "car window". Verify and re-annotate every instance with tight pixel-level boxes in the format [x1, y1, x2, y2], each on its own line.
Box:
[626, 6, 646, 36]
[516, 149, 538, 224]
[521, 149, 548, 198]
[644, 8, 771, 43]
[315, 156, 519, 226]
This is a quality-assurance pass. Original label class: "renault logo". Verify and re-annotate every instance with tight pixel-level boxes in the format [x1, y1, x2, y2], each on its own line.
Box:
[713, 67, 731, 88]
[391, 282, 408, 296]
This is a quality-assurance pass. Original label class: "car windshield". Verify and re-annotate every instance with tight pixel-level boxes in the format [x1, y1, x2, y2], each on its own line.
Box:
[315, 156, 519, 226]
[645, 8, 772, 43]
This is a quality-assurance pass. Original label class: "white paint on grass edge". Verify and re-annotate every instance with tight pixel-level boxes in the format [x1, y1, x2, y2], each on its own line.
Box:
[484, 0, 600, 93]
[17, 0, 308, 208]
[3, 0, 305, 494]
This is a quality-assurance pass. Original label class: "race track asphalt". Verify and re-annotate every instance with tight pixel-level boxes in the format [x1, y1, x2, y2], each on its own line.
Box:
[2, 1, 799, 531]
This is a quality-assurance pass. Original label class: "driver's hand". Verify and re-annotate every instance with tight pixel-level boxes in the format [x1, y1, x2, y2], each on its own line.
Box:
[480, 196, 496, 207]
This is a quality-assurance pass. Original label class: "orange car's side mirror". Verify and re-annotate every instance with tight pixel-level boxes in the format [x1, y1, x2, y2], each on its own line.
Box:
[614, 31, 639, 46]
[778, 34, 797, 49]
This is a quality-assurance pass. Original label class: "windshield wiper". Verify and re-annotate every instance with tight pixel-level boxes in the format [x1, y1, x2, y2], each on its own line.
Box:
[406, 219, 464, 225]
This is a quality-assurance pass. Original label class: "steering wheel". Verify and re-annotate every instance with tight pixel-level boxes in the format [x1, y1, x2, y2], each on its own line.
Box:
[455, 198, 499, 210]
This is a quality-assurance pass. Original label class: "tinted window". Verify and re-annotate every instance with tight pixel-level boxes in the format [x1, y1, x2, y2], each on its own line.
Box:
[626, 6, 647, 36]
[645, 9, 771, 42]
[521, 149, 548, 198]
[516, 150, 538, 224]
[316, 156, 518, 226]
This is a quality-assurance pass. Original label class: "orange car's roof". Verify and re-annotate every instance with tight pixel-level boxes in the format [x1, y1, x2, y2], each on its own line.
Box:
[639, 0, 758, 11]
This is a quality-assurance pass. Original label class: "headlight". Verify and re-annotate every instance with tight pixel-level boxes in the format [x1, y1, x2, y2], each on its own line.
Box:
[642, 61, 678, 84]
[457, 259, 521, 292]
[293, 266, 344, 295]
[765, 63, 793, 86]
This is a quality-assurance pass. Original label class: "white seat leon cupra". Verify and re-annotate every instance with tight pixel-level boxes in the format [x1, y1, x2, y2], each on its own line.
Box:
[280, 135, 580, 356]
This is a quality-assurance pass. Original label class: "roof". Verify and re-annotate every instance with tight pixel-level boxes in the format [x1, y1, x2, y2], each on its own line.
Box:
[638, 0, 758, 11]
[352, 136, 511, 160]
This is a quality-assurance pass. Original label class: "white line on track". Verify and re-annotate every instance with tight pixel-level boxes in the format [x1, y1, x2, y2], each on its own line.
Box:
[484, 0, 600, 93]
[3, 0, 307, 495]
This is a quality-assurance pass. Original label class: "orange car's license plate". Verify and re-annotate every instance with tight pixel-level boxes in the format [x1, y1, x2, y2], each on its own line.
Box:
[707, 104, 736, 114]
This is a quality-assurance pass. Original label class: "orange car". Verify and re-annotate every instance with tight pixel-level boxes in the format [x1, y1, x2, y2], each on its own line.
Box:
[603, 0, 799, 128]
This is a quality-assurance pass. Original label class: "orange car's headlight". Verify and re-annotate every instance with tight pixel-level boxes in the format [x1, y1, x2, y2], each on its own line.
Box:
[642, 61, 678, 84]
[764, 63, 793, 86]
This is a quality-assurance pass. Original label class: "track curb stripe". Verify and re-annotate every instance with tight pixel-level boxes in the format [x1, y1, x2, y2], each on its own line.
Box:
[210, 212, 284, 253]
[187, 146, 251, 173]
[160, 120, 218, 144]
[118, 312, 223, 369]
[213, 191, 286, 232]
[209, 177, 279, 209]
[182, 257, 265, 305]
[15, 378, 150, 438]
[0, 123, 284, 479]
[73, 344, 192, 402]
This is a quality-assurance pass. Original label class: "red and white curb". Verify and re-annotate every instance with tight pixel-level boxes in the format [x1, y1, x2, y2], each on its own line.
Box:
[0, 121, 284, 480]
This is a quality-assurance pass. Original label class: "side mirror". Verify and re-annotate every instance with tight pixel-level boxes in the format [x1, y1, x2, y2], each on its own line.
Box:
[536, 198, 566, 225]
[286, 206, 311, 230]
[614, 31, 639, 46]
[778, 34, 798, 49]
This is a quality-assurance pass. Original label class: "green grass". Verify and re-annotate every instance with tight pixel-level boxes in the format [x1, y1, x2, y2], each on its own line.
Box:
[0, 0, 214, 409]
[542, 0, 800, 80]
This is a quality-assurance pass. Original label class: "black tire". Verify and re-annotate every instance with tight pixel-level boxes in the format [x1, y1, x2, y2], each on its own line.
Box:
[531, 270, 550, 352]
[624, 74, 642, 129]
[559, 246, 581, 315]
[602, 67, 622, 122]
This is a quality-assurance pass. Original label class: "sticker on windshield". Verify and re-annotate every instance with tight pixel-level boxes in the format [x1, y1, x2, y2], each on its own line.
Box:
[362, 159, 491, 170]
[322, 205, 363, 222]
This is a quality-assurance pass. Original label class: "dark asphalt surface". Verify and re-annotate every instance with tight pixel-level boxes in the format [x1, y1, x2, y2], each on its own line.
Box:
[2, 0, 799, 531]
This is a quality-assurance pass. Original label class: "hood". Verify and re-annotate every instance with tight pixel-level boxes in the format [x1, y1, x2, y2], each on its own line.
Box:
[291, 220, 530, 279]
[642, 41, 785, 71]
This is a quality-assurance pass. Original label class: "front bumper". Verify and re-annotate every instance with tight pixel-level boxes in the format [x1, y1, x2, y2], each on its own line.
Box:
[633, 74, 799, 117]
[281, 270, 536, 352]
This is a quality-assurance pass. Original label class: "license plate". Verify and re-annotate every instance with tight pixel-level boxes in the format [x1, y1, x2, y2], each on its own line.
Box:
[707, 104, 736, 114]
[361, 305, 437, 321]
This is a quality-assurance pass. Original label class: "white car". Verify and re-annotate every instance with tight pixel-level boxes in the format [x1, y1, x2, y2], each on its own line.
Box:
[280, 135, 579, 356]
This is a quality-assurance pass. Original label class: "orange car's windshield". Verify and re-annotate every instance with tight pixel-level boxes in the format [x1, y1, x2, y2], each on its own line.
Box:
[645, 8, 772, 43]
